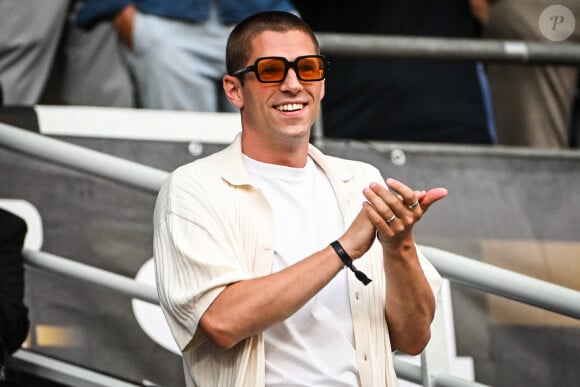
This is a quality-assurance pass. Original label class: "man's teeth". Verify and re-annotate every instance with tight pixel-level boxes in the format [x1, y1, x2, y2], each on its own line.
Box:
[276, 103, 303, 112]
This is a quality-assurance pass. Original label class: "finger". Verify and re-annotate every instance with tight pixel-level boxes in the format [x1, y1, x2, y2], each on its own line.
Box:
[367, 182, 408, 220]
[405, 190, 427, 211]
[386, 178, 419, 208]
[362, 202, 395, 238]
[419, 188, 448, 212]
[367, 183, 418, 229]
[368, 181, 431, 226]
[363, 186, 396, 221]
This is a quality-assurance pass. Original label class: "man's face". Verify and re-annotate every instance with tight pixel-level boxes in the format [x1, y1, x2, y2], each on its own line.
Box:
[234, 30, 325, 146]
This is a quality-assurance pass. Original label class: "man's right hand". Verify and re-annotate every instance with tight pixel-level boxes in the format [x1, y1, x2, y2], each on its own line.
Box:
[338, 208, 376, 260]
[112, 4, 136, 50]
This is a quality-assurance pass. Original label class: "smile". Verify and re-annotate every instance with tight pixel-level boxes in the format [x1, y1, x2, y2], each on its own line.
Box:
[275, 103, 304, 112]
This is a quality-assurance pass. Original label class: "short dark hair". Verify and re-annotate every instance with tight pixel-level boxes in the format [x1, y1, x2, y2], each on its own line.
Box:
[226, 11, 320, 75]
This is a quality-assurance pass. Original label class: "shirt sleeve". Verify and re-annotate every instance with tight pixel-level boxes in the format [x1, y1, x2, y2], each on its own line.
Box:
[76, 0, 132, 29]
[153, 206, 252, 352]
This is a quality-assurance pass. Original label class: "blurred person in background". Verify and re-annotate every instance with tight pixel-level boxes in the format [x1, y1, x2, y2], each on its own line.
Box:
[474, 0, 580, 148]
[0, 1, 134, 107]
[76, 0, 298, 111]
[293, 0, 495, 144]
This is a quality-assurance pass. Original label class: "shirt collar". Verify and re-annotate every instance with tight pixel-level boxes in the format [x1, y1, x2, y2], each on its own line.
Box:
[221, 133, 354, 186]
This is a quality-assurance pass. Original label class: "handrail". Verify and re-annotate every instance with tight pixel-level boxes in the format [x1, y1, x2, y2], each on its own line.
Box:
[316, 33, 580, 65]
[11, 349, 141, 387]
[23, 246, 580, 321]
[393, 356, 490, 387]
[422, 246, 580, 319]
[23, 250, 158, 304]
[434, 374, 492, 387]
[0, 123, 166, 194]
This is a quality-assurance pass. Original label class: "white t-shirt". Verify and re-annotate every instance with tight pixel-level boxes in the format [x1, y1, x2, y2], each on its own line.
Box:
[244, 155, 361, 387]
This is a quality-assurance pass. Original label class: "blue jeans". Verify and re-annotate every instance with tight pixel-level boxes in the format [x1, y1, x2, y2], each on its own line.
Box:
[126, 8, 237, 112]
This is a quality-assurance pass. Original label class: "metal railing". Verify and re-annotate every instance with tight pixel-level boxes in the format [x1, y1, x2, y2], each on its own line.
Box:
[19, 246, 580, 321]
[23, 250, 158, 304]
[10, 350, 141, 387]
[3, 122, 580, 387]
[0, 123, 165, 194]
[317, 33, 580, 65]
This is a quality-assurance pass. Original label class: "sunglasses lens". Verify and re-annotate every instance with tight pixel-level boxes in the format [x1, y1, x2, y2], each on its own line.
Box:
[256, 58, 287, 82]
[297, 57, 325, 80]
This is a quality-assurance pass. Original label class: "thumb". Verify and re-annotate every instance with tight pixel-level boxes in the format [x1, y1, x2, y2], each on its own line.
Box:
[420, 187, 448, 212]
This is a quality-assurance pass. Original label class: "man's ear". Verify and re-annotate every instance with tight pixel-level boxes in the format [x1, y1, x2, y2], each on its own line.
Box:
[223, 75, 244, 109]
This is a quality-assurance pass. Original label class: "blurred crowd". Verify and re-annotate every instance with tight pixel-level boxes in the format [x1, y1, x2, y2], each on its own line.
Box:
[0, 0, 578, 148]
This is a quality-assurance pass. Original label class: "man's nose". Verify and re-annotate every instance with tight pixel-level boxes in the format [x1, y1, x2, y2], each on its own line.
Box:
[280, 68, 303, 92]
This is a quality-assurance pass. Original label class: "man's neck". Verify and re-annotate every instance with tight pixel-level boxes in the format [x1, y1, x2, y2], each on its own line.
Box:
[241, 133, 309, 168]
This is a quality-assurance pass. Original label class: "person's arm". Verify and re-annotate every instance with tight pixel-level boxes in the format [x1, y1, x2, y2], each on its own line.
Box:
[469, 0, 493, 25]
[199, 208, 376, 349]
[111, 4, 136, 49]
[363, 178, 447, 355]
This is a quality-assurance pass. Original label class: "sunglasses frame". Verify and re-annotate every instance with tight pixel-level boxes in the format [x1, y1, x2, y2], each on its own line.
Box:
[233, 55, 330, 83]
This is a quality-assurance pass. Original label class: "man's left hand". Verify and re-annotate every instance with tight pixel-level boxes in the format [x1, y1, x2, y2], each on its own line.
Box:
[362, 178, 447, 250]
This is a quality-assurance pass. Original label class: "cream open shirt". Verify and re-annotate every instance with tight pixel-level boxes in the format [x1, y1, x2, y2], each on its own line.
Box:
[153, 134, 442, 387]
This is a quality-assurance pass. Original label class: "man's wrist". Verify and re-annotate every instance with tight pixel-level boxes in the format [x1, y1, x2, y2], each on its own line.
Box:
[330, 240, 372, 285]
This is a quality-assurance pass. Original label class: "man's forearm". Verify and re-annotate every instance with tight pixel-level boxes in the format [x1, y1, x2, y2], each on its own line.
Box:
[383, 244, 436, 355]
[199, 244, 344, 349]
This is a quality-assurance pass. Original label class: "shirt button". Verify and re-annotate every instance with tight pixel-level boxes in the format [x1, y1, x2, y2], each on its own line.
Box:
[264, 244, 272, 251]
[355, 292, 360, 300]
[363, 354, 368, 361]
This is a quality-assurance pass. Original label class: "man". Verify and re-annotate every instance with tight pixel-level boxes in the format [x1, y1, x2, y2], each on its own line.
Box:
[153, 11, 447, 387]
[0, 209, 29, 377]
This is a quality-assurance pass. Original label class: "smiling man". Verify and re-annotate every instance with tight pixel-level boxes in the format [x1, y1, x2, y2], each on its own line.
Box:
[153, 11, 447, 387]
